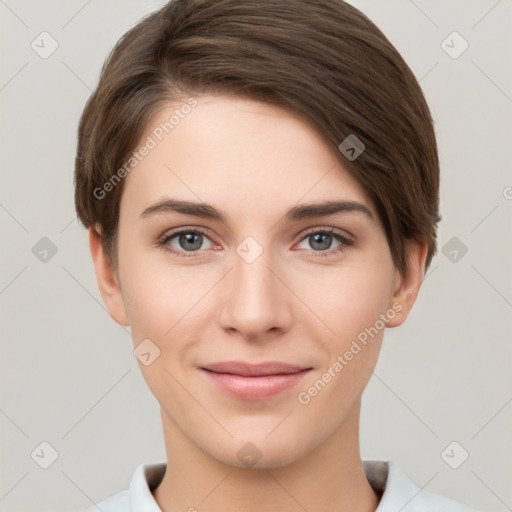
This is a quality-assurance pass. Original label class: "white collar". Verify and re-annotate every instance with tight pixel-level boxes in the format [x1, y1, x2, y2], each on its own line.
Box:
[113, 459, 475, 511]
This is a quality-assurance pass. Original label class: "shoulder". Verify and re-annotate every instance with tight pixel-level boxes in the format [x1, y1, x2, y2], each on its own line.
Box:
[364, 460, 479, 512]
[81, 460, 166, 512]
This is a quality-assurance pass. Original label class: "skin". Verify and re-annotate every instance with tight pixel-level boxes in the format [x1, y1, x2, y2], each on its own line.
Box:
[89, 94, 428, 512]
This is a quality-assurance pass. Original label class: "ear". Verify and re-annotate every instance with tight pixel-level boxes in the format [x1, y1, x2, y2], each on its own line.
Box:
[386, 239, 429, 328]
[88, 226, 129, 326]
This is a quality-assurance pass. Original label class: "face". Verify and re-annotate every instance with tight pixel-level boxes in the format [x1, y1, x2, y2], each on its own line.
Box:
[92, 94, 422, 469]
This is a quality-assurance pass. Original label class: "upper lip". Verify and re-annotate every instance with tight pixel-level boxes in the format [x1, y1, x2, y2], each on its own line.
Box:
[201, 361, 311, 377]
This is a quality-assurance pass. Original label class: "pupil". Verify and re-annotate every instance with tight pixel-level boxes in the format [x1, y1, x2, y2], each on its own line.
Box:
[181, 233, 202, 251]
[312, 233, 331, 251]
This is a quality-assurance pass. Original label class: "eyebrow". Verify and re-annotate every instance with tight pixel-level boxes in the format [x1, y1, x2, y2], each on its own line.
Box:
[140, 198, 374, 223]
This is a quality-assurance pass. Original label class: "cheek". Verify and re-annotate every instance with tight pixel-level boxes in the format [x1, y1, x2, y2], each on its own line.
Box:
[118, 244, 206, 341]
[295, 269, 393, 421]
[315, 261, 395, 345]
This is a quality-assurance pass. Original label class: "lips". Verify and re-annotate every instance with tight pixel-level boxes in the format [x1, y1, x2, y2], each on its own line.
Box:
[201, 361, 311, 377]
[200, 361, 312, 400]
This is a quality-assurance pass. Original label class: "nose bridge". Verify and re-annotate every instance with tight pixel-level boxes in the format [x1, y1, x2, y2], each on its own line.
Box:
[217, 238, 291, 337]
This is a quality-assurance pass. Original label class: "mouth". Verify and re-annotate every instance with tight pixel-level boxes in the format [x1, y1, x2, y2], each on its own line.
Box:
[200, 361, 313, 400]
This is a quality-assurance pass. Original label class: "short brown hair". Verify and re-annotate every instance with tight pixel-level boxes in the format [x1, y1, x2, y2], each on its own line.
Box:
[74, 0, 441, 275]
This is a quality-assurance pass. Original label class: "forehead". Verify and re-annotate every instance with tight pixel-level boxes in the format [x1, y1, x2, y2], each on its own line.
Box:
[120, 95, 375, 222]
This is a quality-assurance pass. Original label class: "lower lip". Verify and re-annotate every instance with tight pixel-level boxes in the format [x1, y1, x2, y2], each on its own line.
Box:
[201, 369, 311, 400]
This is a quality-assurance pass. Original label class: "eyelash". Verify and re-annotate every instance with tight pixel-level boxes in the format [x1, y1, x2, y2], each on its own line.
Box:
[157, 227, 354, 259]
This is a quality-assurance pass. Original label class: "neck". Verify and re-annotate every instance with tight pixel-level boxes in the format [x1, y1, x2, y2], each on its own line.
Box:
[153, 400, 380, 512]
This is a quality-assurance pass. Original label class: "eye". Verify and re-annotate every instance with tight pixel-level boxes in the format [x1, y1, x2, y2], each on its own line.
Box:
[296, 228, 353, 257]
[158, 228, 215, 256]
[157, 226, 353, 258]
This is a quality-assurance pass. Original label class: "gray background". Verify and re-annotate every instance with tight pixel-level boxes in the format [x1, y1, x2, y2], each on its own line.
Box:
[0, 0, 511, 510]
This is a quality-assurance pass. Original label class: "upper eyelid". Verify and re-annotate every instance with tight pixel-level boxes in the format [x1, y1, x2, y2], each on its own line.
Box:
[300, 226, 353, 240]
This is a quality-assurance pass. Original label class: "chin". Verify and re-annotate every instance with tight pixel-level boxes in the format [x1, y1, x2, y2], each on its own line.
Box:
[201, 428, 314, 470]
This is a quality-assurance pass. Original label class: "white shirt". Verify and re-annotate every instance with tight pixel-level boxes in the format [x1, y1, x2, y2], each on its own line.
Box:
[83, 460, 478, 511]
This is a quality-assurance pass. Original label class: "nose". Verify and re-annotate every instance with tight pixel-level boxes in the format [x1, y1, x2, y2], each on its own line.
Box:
[217, 245, 293, 341]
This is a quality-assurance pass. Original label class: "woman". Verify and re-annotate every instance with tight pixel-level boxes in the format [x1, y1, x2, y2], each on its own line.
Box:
[75, 0, 478, 510]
